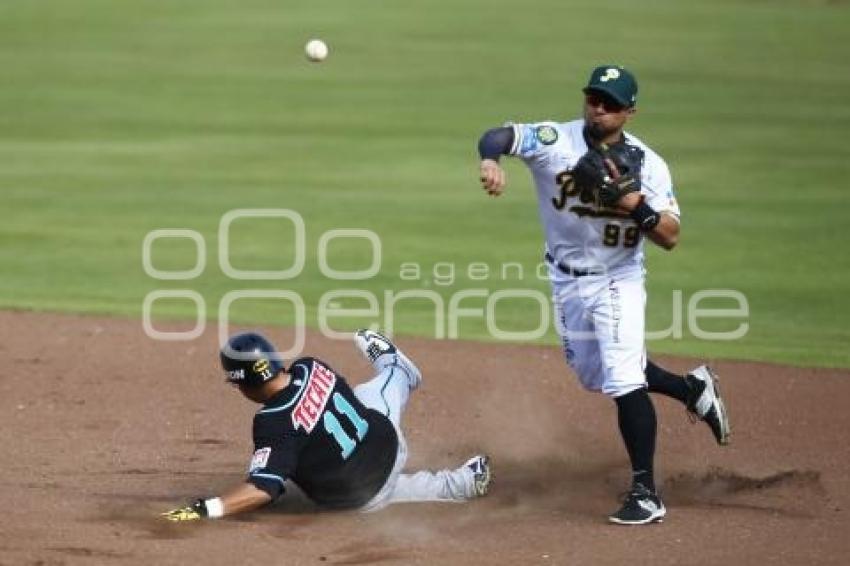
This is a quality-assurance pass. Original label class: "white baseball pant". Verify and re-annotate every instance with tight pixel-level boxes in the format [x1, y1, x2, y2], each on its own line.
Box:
[550, 263, 648, 397]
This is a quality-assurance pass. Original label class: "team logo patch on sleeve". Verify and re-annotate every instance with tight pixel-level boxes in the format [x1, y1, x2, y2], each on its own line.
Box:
[535, 125, 558, 145]
[519, 124, 539, 153]
[249, 447, 271, 472]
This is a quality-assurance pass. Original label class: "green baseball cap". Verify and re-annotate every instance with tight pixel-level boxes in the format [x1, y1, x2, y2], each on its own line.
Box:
[582, 65, 638, 108]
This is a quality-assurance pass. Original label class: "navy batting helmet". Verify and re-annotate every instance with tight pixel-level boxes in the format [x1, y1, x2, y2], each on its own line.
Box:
[220, 332, 285, 387]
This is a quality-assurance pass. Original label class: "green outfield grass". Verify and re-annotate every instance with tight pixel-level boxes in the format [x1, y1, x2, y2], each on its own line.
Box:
[2, 0, 848, 367]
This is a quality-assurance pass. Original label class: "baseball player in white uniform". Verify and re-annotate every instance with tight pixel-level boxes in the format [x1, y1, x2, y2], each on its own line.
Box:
[476, 65, 730, 525]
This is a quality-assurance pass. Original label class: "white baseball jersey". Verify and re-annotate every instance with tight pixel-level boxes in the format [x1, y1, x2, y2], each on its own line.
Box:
[509, 119, 679, 271]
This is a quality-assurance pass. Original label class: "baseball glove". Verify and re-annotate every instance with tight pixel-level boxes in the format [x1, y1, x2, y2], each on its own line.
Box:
[572, 141, 645, 208]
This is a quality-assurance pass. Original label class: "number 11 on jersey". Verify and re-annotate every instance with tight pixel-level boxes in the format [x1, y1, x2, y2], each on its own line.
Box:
[323, 393, 369, 459]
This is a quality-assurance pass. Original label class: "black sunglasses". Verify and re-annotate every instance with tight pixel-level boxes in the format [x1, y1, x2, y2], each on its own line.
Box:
[585, 93, 626, 113]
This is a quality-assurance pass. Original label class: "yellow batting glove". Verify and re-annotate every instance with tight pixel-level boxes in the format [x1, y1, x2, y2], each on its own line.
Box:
[161, 500, 206, 522]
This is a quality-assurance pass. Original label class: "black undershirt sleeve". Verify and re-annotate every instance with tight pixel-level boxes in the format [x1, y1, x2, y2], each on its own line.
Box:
[249, 473, 286, 501]
[478, 126, 514, 161]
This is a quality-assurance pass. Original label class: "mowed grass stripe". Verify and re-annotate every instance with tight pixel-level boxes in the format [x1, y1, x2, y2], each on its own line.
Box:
[1, 0, 848, 367]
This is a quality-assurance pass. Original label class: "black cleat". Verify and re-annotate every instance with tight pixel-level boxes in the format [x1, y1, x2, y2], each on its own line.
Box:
[609, 484, 666, 525]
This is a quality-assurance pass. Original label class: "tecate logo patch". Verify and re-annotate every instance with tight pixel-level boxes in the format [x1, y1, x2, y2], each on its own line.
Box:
[291, 364, 337, 433]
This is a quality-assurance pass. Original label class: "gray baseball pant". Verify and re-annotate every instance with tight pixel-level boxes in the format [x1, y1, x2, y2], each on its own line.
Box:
[355, 357, 475, 512]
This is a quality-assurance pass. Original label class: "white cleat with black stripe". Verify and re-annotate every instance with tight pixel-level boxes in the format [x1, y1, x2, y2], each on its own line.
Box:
[464, 455, 493, 497]
[354, 329, 422, 390]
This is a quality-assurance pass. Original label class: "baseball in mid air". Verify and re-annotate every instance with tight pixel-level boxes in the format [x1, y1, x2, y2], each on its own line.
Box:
[305, 39, 328, 62]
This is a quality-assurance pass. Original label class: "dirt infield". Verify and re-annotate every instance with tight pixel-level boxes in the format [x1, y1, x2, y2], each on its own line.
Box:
[1, 310, 848, 565]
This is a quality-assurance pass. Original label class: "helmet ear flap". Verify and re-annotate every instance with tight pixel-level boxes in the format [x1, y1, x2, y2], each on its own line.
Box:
[220, 332, 285, 387]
